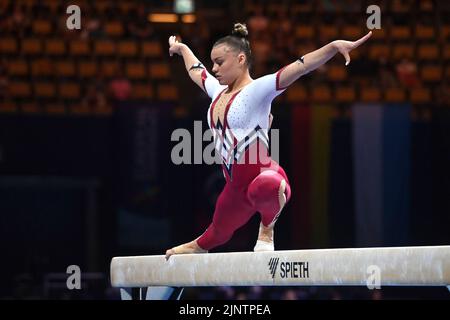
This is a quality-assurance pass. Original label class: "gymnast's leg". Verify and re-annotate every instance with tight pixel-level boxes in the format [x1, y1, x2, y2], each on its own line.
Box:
[247, 169, 291, 251]
[165, 184, 254, 259]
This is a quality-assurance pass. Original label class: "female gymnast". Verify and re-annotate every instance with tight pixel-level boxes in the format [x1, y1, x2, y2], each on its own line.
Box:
[166, 23, 371, 259]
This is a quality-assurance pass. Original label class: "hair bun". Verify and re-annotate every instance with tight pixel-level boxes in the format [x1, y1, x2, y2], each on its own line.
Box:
[232, 23, 249, 38]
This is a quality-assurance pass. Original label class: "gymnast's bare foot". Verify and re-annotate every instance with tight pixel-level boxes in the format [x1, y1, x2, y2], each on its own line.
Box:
[254, 223, 275, 251]
[165, 239, 207, 260]
[254, 179, 287, 252]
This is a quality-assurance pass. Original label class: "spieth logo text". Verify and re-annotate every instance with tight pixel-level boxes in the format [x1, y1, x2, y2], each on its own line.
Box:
[268, 258, 309, 279]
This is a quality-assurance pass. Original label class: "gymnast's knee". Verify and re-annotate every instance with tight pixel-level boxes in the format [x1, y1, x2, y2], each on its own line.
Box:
[247, 171, 283, 206]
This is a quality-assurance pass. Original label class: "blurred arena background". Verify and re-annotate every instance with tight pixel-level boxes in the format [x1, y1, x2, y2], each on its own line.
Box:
[0, 0, 449, 300]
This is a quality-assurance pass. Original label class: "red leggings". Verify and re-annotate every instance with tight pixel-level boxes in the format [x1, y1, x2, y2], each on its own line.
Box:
[197, 160, 291, 250]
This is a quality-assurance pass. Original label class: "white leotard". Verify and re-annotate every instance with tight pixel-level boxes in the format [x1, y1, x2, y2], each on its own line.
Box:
[200, 69, 286, 178]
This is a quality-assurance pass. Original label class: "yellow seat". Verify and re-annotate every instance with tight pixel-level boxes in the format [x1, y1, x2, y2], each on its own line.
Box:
[22, 39, 42, 55]
[420, 65, 442, 82]
[31, 59, 53, 77]
[21, 102, 41, 114]
[415, 25, 435, 40]
[43, 0, 60, 14]
[149, 63, 170, 79]
[392, 44, 414, 60]
[336, 86, 356, 103]
[371, 28, 387, 41]
[157, 84, 178, 101]
[417, 44, 439, 60]
[286, 84, 308, 103]
[118, 41, 138, 57]
[8, 60, 28, 76]
[92, 105, 112, 116]
[94, 40, 116, 56]
[55, 61, 76, 78]
[45, 39, 66, 56]
[126, 62, 147, 80]
[69, 103, 91, 115]
[295, 25, 315, 39]
[45, 103, 66, 115]
[318, 25, 338, 41]
[69, 40, 90, 56]
[0, 100, 18, 113]
[361, 87, 382, 102]
[342, 26, 363, 39]
[118, 2, 134, 15]
[131, 83, 154, 99]
[369, 44, 390, 59]
[311, 86, 332, 103]
[443, 45, 450, 61]
[101, 61, 120, 78]
[59, 83, 81, 99]
[0, 38, 18, 54]
[445, 65, 450, 80]
[385, 88, 406, 102]
[291, 3, 313, 14]
[8, 82, 32, 98]
[141, 41, 163, 58]
[419, 0, 434, 11]
[327, 65, 347, 81]
[441, 25, 450, 41]
[391, 1, 411, 13]
[32, 20, 52, 35]
[410, 87, 431, 104]
[78, 61, 97, 78]
[94, 1, 109, 14]
[34, 82, 56, 98]
[390, 26, 411, 40]
[104, 21, 124, 37]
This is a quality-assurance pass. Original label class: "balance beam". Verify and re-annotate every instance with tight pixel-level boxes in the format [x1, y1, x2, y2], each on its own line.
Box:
[110, 246, 450, 299]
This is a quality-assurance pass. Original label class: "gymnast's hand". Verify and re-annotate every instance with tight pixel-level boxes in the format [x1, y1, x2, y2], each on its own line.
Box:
[168, 35, 185, 57]
[332, 31, 372, 66]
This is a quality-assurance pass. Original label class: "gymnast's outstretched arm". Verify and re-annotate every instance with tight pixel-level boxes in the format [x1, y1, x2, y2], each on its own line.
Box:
[277, 31, 372, 89]
[168, 35, 211, 94]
